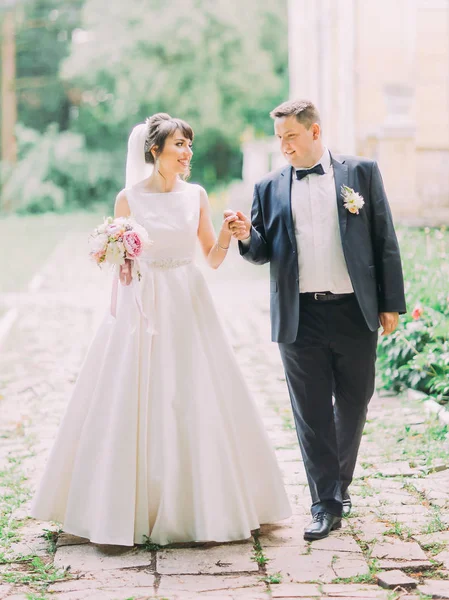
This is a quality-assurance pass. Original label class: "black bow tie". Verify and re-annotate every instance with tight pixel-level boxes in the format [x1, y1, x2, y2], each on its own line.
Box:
[295, 164, 325, 181]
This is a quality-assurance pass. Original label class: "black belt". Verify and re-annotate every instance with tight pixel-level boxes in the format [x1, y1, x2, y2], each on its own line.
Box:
[300, 292, 354, 302]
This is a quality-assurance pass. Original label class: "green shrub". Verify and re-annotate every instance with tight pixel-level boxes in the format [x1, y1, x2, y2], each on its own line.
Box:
[377, 227, 449, 405]
[1, 124, 122, 213]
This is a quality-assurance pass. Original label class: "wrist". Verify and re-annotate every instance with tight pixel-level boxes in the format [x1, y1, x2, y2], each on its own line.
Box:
[219, 229, 232, 243]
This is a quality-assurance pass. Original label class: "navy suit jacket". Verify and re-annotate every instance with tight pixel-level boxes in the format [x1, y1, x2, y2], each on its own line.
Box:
[239, 154, 407, 343]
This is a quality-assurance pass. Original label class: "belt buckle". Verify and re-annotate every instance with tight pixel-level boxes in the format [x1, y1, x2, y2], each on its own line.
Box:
[314, 292, 327, 300]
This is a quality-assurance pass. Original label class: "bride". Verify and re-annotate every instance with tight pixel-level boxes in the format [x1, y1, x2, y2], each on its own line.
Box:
[30, 113, 291, 546]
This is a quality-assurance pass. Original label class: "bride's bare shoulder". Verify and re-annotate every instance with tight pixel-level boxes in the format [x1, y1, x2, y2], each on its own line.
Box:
[114, 188, 131, 217]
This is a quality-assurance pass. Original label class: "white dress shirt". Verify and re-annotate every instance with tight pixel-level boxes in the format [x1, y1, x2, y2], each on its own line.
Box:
[292, 148, 353, 293]
[242, 148, 353, 293]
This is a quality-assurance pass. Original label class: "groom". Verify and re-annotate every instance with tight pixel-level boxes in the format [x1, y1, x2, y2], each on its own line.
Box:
[230, 100, 406, 540]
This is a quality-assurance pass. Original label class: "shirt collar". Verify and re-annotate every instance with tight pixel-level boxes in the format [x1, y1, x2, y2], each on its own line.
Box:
[293, 148, 331, 180]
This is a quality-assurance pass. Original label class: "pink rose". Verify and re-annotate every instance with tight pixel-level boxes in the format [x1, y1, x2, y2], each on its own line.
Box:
[412, 305, 424, 320]
[123, 230, 143, 258]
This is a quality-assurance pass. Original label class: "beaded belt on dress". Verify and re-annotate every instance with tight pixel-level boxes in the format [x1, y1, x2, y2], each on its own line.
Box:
[110, 257, 192, 334]
[140, 257, 192, 269]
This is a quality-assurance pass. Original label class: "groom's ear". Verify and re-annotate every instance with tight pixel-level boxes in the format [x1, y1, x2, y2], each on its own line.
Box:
[311, 123, 321, 140]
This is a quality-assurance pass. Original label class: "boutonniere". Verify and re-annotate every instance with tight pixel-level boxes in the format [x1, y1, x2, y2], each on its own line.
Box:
[341, 185, 365, 215]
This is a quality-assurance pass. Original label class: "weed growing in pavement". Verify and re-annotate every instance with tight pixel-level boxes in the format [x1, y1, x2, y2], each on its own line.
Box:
[280, 412, 295, 432]
[142, 536, 162, 552]
[331, 572, 377, 584]
[41, 528, 61, 555]
[263, 572, 282, 584]
[252, 533, 269, 568]
[423, 506, 447, 534]
[383, 520, 413, 539]
[1, 556, 67, 587]
[0, 431, 70, 593]
[421, 541, 447, 556]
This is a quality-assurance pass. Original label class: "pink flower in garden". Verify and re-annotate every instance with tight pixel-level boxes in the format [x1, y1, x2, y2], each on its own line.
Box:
[412, 304, 424, 320]
[123, 230, 143, 258]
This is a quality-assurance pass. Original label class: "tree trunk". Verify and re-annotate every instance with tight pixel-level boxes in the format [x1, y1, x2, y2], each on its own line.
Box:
[1, 9, 17, 165]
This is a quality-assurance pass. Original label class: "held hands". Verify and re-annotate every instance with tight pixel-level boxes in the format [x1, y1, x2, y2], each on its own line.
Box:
[223, 210, 251, 241]
[119, 258, 133, 286]
[379, 312, 399, 336]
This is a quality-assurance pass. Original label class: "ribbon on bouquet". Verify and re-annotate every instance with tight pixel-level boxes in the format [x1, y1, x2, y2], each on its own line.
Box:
[110, 261, 157, 335]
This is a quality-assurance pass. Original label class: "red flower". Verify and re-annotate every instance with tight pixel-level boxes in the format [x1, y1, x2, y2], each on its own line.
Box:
[412, 305, 424, 320]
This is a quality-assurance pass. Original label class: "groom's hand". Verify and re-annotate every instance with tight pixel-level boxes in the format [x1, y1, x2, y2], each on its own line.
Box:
[228, 211, 251, 241]
[379, 312, 399, 336]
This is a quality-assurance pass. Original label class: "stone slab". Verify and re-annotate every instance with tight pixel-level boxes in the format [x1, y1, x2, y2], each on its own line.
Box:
[56, 532, 90, 547]
[418, 579, 449, 598]
[370, 539, 427, 561]
[258, 518, 308, 548]
[49, 569, 156, 592]
[156, 574, 263, 597]
[377, 569, 417, 590]
[0, 584, 13, 600]
[157, 544, 258, 575]
[332, 555, 370, 580]
[434, 550, 449, 569]
[377, 559, 433, 570]
[270, 583, 321, 597]
[265, 547, 335, 583]
[265, 547, 367, 584]
[379, 462, 421, 477]
[321, 584, 389, 598]
[414, 531, 449, 545]
[46, 588, 156, 600]
[309, 535, 361, 554]
[53, 543, 152, 572]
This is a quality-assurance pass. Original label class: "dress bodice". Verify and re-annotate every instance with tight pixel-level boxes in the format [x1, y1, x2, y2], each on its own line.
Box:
[126, 183, 201, 262]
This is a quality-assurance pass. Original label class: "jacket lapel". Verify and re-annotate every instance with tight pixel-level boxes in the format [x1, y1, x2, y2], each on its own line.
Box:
[332, 154, 349, 240]
[278, 166, 296, 249]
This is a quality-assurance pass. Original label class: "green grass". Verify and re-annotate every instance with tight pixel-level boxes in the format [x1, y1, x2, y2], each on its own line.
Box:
[0, 427, 69, 594]
[0, 209, 105, 296]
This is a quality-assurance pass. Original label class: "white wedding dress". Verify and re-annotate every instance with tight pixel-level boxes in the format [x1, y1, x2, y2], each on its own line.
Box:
[31, 182, 291, 546]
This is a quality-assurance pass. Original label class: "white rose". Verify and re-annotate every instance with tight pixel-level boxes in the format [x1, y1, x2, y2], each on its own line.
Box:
[90, 232, 108, 253]
[105, 241, 126, 265]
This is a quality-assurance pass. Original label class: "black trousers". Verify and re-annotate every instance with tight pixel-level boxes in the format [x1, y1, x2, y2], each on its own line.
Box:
[278, 294, 378, 517]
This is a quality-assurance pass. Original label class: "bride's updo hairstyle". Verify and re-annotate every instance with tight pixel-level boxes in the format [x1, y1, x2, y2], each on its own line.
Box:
[144, 113, 194, 164]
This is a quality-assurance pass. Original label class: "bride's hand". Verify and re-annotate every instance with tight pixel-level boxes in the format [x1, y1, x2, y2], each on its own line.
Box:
[221, 210, 238, 234]
[119, 259, 133, 286]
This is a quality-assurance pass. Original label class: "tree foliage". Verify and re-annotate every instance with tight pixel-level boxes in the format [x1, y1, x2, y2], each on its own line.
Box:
[2, 0, 288, 211]
[15, 0, 83, 131]
[62, 0, 288, 186]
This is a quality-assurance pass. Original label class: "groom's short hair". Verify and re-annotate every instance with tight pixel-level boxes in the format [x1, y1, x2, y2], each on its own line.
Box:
[270, 100, 321, 129]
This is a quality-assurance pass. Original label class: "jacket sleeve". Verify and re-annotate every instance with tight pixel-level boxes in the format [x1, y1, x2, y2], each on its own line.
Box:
[238, 183, 270, 265]
[369, 161, 406, 314]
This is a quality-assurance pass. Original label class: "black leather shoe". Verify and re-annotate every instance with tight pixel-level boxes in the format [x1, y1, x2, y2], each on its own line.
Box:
[342, 496, 352, 517]
[304, 512, 342, 541]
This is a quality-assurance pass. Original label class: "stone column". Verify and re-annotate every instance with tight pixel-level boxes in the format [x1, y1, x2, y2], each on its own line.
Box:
[288, 0, 320, 100]
[335, 0, 356, 154]
[375, 85, 419, 218]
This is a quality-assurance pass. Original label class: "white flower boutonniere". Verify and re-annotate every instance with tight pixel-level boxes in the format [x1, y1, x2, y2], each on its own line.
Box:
[341, 185, 365, 215]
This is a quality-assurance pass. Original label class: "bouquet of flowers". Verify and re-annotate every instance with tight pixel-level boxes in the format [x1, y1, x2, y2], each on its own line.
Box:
[89, 216, 151, 280]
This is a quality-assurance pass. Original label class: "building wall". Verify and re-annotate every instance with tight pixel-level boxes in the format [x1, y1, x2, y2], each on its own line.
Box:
[242, 0, 449, 220]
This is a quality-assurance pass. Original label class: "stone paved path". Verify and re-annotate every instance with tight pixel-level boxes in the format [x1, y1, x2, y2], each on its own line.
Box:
[0, 232, 449, 599]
